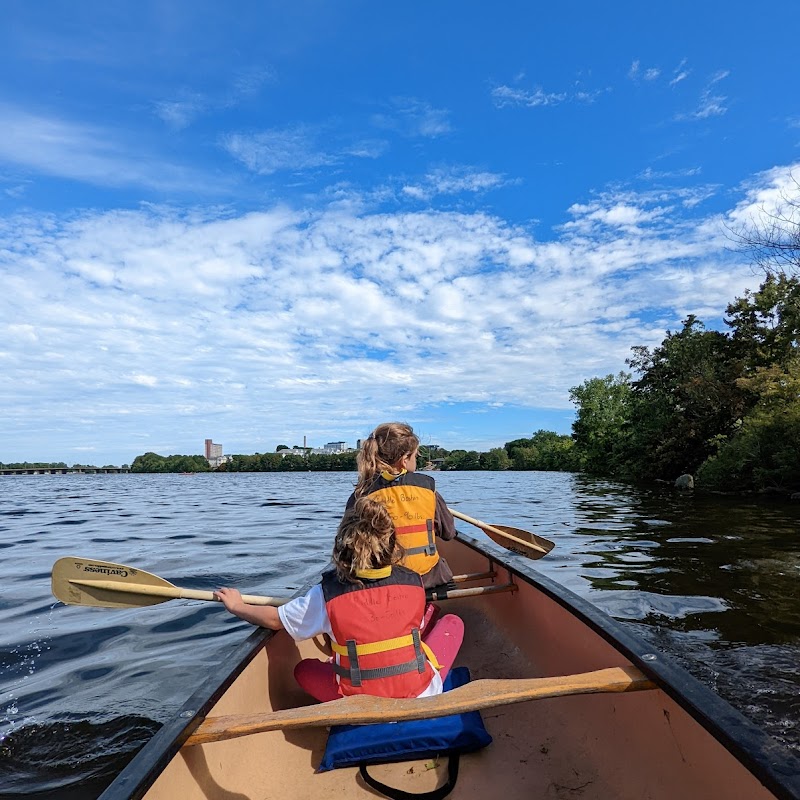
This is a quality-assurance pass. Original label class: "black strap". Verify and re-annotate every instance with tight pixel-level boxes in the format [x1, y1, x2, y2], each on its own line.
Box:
[358, 754, 460, 800]
[425, 581, 457, 602]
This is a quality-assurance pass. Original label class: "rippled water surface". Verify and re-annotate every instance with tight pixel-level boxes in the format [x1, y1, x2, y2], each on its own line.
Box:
[1, 472, 799, 799]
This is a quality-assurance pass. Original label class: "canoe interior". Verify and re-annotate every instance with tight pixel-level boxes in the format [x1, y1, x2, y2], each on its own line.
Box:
[117, 535, 793, 800]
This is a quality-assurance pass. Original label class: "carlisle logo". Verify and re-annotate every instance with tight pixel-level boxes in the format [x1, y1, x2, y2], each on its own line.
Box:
[83, 564, 129, 578]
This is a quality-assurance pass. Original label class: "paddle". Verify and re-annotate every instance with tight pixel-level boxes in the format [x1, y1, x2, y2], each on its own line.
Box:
[51, 557, 290, 609]
[185, 665, 654, 745]
[448, 509, 555, 560]
[51, 558, 512, 610]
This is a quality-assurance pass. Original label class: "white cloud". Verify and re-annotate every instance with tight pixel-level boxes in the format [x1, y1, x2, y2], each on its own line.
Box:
[3, 165, 792, 463]
[221, 125, 336, 174]
[153, 66, 277, 130]
[491, 84, 567, 108]
[221, 123, 386, 175]
[725, 164, 800, 230]
[0, 103, 217, 192]
[677, 70, 730, 120]
[401, 166, 509, 201]
[371, 98, 452, 138]
[492, 80, 607, 109]
[670, 59, 691, 86]
[153, 95, 208, 130]
[628, 61, 660, 82]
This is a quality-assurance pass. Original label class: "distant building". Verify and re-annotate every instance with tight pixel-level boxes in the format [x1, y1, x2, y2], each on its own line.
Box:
[279, 447, 312, 458]
[278, 439, 355, 457]
[204, 439, 228, 468]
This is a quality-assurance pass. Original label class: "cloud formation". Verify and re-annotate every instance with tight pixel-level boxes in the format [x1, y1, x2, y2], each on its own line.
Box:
[5, 163, 797, 464]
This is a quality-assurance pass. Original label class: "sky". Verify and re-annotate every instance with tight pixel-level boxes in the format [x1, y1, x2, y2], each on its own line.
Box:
[2, 0, 800, 466]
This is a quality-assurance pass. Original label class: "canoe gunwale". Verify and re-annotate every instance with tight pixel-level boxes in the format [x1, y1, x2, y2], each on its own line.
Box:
[97, 532, 800, 800]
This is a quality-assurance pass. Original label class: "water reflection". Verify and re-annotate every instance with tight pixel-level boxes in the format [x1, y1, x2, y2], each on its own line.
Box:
[563, 478, 800, 646]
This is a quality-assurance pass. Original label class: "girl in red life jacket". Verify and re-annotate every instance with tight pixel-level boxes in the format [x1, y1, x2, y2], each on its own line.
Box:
[345, 422, 457, 590]
[215, 497, 464, 702]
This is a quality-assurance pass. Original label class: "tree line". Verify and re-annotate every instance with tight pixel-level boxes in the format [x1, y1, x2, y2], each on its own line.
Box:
[569, 273, 800, 493]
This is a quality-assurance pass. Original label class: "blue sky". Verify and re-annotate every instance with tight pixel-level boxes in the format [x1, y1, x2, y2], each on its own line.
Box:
[2, 1, 799, 466]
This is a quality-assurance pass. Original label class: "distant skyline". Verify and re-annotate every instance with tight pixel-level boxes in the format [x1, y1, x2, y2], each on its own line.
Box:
[2, 1, 800, 466]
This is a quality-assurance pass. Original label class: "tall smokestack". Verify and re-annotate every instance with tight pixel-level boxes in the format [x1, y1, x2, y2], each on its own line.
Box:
[304, 435, 307, 449]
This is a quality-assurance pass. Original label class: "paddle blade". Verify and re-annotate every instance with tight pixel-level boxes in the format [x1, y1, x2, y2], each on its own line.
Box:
[482, 525, 555, 560]
[52, 557, 176, 608]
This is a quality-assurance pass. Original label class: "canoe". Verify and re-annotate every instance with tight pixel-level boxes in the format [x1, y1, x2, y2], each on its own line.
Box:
[98, 530, 800, 800]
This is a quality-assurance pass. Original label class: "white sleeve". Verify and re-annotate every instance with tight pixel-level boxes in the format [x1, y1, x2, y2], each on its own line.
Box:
[277, 584, 332, 641]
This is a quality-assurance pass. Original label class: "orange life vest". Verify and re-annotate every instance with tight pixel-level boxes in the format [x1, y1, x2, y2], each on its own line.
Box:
[321, 565, 437, 698]
[364, 471, 439, 576]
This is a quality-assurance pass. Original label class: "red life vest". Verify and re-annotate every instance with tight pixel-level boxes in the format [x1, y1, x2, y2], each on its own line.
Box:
[364, 471, 439, 576]
[321, 565, 437, 698]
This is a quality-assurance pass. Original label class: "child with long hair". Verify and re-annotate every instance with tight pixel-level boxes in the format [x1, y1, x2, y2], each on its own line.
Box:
[215, 497, 463, 701]
[346, 422, 456, 589]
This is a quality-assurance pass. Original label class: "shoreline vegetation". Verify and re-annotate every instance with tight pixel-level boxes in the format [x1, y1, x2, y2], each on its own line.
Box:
[5, 270, 800, 497]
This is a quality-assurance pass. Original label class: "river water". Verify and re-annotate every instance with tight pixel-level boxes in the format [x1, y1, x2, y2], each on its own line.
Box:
[1, 471, 799, 799]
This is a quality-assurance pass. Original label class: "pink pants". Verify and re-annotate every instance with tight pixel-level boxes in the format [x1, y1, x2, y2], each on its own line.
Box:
[294, 613, 465, 702]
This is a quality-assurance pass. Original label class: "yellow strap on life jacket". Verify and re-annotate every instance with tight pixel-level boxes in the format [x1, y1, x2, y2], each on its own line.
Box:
[421, 641, 443, 671]
[355, 566, 392, 580]
[380, 468, 407, 481]
[331, 633, 443, 671]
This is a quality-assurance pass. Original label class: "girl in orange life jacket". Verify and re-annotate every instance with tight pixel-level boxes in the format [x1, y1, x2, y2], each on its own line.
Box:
[214, 497, 464, 702]
[345, 422, 457, 590]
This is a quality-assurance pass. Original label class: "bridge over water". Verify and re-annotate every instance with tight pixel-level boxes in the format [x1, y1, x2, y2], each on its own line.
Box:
[0, 467, 131, 476]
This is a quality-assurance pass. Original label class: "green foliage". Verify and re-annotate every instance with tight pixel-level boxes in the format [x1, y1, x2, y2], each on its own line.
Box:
[568, 275, 800, 492]
[130, 453, 211, 473]
[569, 373, 631, 475]
[503, 430, 577, 471]
[621, 316, 746, 480]
[442, 450, 482, 470]
[480, 447, 511, 470]
[418, 444, 449, 465]
[697, 358, 800, 492]
[725, 273, 800, 371]
[218, 451, 358, 472]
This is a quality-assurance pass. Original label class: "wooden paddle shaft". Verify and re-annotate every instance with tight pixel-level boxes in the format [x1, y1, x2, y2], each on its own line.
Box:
[451, 570, 497, 583]
[186, 666, 654, 746]
[427, 583, 516, 601]
[449, 509, 548, 555]
[68, 579, 287, 606]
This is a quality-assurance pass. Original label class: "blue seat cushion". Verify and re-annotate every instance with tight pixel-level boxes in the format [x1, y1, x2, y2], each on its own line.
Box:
[318, 666, 492, 772]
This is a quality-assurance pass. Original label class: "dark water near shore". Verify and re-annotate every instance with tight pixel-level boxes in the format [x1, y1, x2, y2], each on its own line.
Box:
[1, 471, 799, 799]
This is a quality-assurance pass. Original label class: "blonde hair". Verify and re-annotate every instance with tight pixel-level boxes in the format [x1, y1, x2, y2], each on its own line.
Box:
[355, 422, 419, 497]
[332, 497, 404, 583]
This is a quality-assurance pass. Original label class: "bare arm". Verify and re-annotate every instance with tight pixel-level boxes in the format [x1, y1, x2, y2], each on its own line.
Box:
[214, 587, 285, 630]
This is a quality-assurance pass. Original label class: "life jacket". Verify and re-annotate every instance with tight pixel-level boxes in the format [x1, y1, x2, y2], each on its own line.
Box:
[364, 471, 439, 576]
[321, 565, 439, 698]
